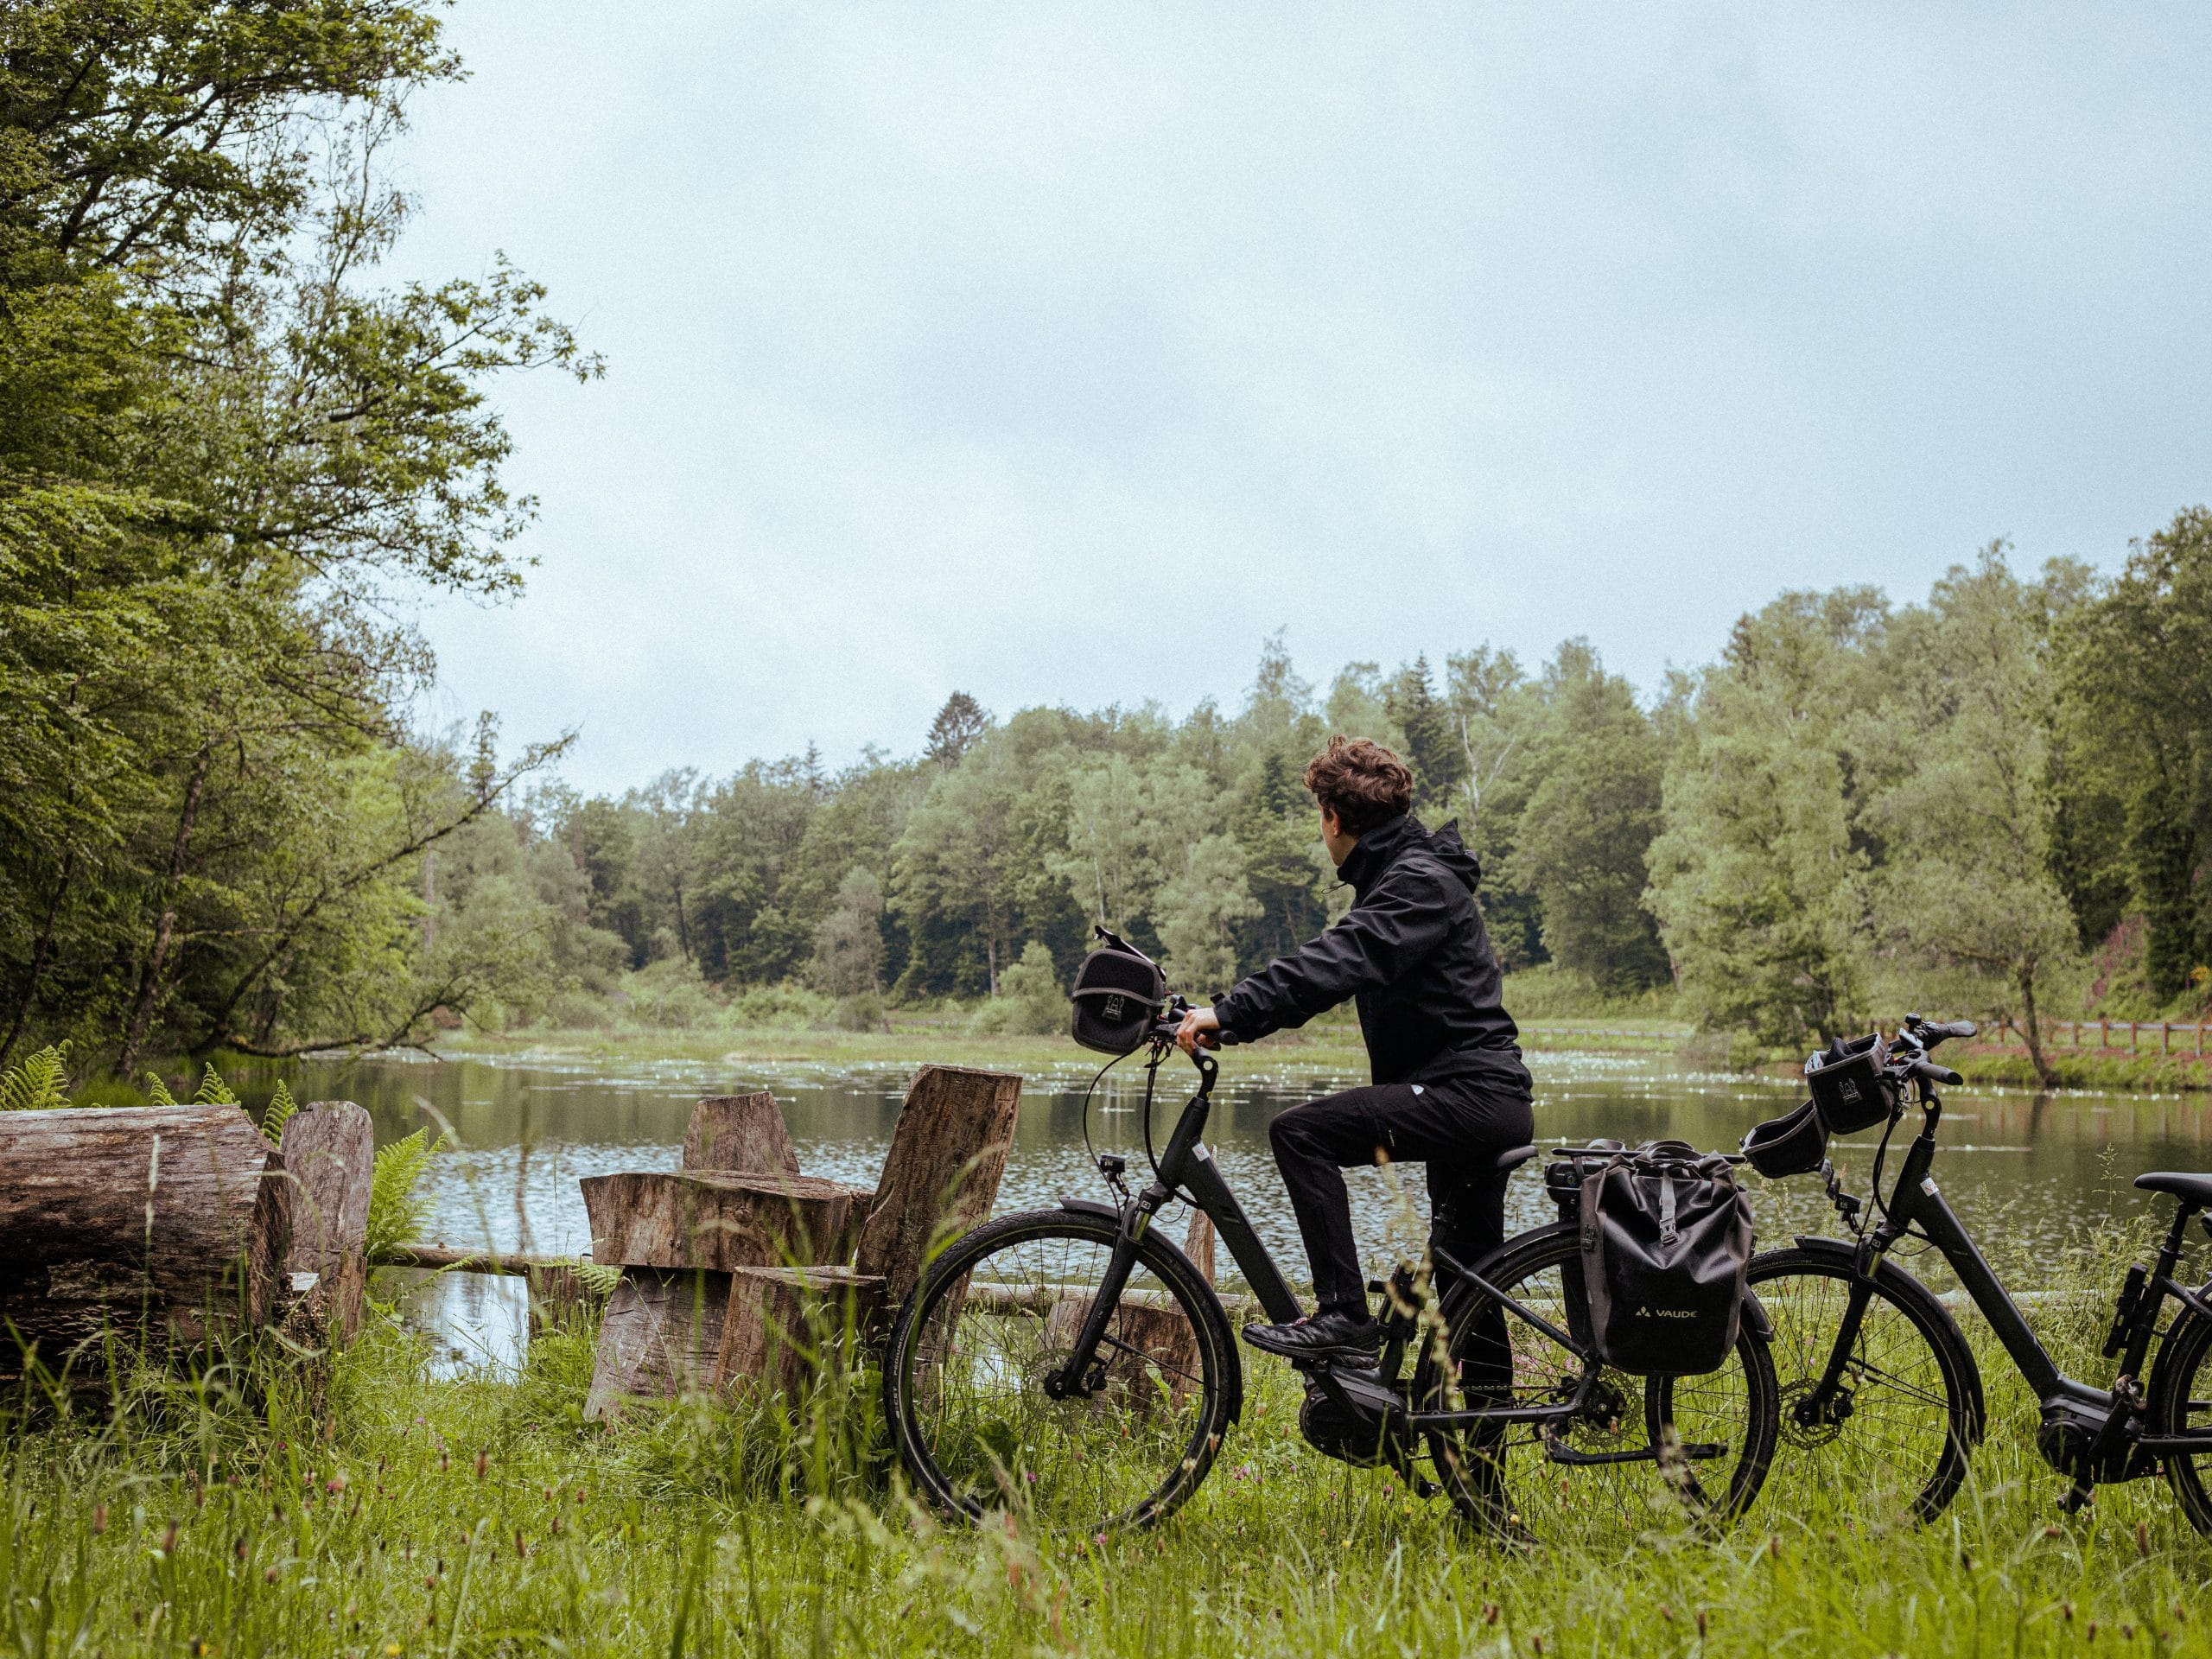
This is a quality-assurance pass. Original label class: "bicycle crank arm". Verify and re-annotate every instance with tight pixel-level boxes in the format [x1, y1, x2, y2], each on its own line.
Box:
[1540, 1440, 1730, 1467]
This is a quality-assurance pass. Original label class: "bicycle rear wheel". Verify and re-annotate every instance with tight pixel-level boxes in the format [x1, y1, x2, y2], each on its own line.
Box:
[1746, 1243, 1983, 1525]
[881, 1208, 1236, 1533]
[1415, 1224, 1778, 1541]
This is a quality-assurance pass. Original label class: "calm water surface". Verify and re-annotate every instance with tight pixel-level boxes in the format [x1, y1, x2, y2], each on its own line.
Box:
[275, 1046, 2212, 1369]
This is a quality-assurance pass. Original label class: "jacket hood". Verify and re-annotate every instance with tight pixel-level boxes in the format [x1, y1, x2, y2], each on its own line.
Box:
[1340, 814, 1482, 895]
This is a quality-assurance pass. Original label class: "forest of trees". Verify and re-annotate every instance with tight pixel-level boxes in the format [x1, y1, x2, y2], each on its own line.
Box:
[4, 3, 2210, 1089]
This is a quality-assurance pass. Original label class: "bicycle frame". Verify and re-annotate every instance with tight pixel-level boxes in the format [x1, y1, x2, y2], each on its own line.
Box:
[1800, 1080, 2212, 1489]
[1046, 1046, 1625, 1438]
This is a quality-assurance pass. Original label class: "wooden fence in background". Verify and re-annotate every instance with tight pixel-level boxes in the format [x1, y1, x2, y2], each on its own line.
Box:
[1990, 1020, 2209, 1057]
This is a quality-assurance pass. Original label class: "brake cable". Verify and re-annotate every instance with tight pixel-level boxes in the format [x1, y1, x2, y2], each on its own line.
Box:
[1077, 1046, 1135, 1179]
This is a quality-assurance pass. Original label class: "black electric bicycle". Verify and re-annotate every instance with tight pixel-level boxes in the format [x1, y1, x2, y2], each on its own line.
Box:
[1745, 1014, 2212, 1533]
[881, 998, 1780, 1541]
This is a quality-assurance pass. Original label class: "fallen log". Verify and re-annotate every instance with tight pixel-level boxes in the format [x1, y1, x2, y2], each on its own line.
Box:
[368, 1244, 582, 1274]
[0, 1103, 290, 1378]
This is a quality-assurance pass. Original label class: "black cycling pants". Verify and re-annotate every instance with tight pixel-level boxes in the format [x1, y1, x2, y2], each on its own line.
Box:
[1268, 1077, 1536, 1313]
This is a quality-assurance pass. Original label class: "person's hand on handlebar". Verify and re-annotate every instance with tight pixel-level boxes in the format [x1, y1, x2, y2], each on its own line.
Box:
[1174, 1005, 1221, 1054]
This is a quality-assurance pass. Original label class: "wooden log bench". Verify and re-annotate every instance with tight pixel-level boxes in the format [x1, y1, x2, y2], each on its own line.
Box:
[583, 1066, 1022, 1416]
[0, 1103, 293, 1382]
[276, 1101, 374, 1342]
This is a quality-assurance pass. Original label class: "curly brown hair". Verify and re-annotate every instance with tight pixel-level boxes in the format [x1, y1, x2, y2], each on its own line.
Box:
[1302, 736, 1414, 836]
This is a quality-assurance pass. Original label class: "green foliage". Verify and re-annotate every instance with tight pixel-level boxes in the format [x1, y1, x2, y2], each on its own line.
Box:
[142, 1070, 177, 1106]
[2061, 508, 2212, 1007]
[190, 1061, 238, 1106]
[4, 1224, 2212, 1656]
[1512, 643, 1672, 995]
[365, 1127, 441, 1259]
[966, 941, 1065, 1036]
[261, 1077, 299, 1145]
[0, 0, 587, 1074]
[0, 1039, 70, 1109]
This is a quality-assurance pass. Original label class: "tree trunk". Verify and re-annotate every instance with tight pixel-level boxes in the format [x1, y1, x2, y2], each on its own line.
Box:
[580, 1172, 870, 1274]
[0, 1104, 290, 1378]
[2019, 971, 2056, 1091]
[855, 1065, 1022, 1317]
[0, 852, 76, 1071]
[118, 749, 211, 1080]
[277, 1101, 375, 1342]
[681, 1094, 798, 1175]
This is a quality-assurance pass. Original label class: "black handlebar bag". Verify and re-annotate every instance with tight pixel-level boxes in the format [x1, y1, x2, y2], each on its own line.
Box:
[1578, 1141, 1754, 1376]
[1804, 1033, 1898, 1134]
[1070, 928, 1166, 1054]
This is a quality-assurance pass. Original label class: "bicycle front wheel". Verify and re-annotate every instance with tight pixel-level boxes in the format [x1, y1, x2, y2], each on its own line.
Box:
[1416, 1224, 1779, 1541]
[2149, 1304, 2212, 1538]
[882, 1208, 1236, 1533]
[1747, 1243, 1984, 1525]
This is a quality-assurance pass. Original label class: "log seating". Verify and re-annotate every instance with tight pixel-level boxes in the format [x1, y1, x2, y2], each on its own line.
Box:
[0, 1103, 295, 1381]
[583, 1068, 1022, 1416]
[276, 1100, 376, 1341]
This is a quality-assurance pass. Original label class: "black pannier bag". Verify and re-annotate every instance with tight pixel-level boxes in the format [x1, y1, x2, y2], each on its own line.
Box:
[1069, 927, 1167, 1054]
[1740, 1099, 1828, 1179]
[1578, 1141, 1754, 1376]
[1804, 1033, 1897, 1134]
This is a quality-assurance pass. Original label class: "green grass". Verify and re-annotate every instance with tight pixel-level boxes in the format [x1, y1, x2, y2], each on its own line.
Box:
[10, 1249, 2212, 1659]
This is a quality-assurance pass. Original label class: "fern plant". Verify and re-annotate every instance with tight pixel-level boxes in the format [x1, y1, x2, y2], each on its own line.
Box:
[261, 1078, 300, 1145]
[193, 1062, 239, 1106]
[365, 1128, 443, 1259]
[0, 1041, 72, 1110]
[144, 1071, 178, 1105]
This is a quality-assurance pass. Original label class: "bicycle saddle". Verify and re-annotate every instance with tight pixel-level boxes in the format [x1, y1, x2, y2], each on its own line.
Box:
[2135, 1172, 2212, 1208]
[1490, 1143, 1539, 1175]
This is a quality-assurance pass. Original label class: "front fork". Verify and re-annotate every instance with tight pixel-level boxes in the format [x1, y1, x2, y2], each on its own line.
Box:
[1043, 1182, 1168, 1400]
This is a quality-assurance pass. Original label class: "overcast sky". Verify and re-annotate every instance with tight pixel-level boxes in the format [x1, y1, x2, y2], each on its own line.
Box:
[390, 3, 2212, 795]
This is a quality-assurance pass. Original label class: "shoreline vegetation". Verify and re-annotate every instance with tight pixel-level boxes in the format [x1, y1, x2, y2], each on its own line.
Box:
[7, 1219, 2211, 1658]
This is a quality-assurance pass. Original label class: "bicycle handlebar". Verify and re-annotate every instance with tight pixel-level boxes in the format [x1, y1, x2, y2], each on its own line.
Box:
[1904, 1057, 1964, 1089]
[1903, 1014, 1978, 1046]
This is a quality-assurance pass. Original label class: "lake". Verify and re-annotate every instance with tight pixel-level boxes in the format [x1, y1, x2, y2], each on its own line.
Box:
[277, 1045, 2212, 1370]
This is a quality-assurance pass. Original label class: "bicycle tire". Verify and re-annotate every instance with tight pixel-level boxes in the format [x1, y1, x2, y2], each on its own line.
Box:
[1746, 1242, 1984, 1525]
[2148, 1301, 2212, 1538]
[881, 1207, 1236, 1533]
[1414, 1223, 1780, 1541]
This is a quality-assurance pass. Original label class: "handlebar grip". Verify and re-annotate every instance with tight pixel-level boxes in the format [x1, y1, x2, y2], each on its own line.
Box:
[1926, 1019, 1978, 1041]
[1908, 1058, 1964, 1088]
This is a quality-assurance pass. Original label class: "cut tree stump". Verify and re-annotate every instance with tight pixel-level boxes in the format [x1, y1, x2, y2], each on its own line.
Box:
[277, 1101, 374, 1343]
[718, 1266, 887, 1401]
[583, 1270, 732, 1414]
[683, 1092, 799, 1175]
[855, 1065, 1022, 1317]
[580, 1172, 870, 1274]
[0, 1104, 291, 1378]
[584, 1069, 1023, 1414]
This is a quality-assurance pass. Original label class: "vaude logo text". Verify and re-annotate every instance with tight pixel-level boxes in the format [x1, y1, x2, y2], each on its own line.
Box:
[1636, 1306, 1698, 1319]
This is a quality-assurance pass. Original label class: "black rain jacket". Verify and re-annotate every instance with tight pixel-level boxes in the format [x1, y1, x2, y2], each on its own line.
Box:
[1211, 813, 1529, 1092]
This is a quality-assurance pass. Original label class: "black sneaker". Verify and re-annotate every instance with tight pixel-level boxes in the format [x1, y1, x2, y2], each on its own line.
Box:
[1242, 1308, 1384, 1364]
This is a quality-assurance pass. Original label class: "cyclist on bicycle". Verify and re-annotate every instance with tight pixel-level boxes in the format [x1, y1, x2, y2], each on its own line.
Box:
[1175, 735, 1533, 1363]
